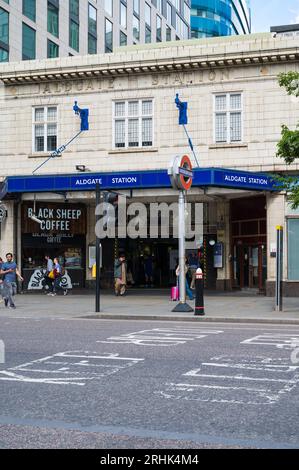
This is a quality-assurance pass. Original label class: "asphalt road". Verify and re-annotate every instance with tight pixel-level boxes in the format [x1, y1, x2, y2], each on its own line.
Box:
[0, 317, 299, 449]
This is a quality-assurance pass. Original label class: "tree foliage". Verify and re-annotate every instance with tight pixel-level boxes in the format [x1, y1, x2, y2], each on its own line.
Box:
[277, 124, 299, 164]
[276, 72, 299, 208]
[278, 71, 299, 97]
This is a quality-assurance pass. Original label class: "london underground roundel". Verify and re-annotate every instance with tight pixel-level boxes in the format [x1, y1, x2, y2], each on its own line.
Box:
[178, 155, 193, 191]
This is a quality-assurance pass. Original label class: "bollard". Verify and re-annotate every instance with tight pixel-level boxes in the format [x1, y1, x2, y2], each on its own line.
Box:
[195, 268, 205, 316]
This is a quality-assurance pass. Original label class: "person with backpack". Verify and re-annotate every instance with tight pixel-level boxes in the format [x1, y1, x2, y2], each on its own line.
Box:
[48, 257, 68, 296]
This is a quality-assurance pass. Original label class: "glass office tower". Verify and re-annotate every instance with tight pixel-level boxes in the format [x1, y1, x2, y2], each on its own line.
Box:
[191, 0, 251, 38]
[0, 0, 191, 62]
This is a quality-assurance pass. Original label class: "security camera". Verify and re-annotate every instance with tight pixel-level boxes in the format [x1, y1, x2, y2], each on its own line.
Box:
[30, 214, 43, 225]
[76, 165, 86, 172]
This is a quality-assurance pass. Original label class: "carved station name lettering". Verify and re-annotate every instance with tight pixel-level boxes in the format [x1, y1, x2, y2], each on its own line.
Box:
[11, 68, 233, 96]
[151, 69, 230, 86]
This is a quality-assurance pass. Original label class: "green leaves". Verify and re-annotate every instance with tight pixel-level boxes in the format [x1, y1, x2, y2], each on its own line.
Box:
[275, 72, 299, 207]
[276, 124, 299, 164]
[272, 174, 299, 209]
[278, 72, 299, 96]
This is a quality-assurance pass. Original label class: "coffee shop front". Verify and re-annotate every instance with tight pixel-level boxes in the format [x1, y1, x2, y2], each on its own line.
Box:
[21, 201, 87, 290]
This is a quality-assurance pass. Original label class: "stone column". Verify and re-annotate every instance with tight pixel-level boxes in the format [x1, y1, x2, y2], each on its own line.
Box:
[216, 200, 232, 291]
[266, 193, 285, 296]
[0, 201, 16, 257]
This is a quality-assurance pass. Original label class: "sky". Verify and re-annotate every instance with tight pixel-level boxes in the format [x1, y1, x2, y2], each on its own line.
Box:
[250, 0, 299, 32]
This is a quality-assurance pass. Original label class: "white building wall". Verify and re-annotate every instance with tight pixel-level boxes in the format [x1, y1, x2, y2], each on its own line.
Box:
[0, 32, 299, 293]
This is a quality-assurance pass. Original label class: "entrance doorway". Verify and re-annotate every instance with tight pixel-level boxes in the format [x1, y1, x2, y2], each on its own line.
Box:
[234, 244, 267, 291]
[231, 196, 267, 293]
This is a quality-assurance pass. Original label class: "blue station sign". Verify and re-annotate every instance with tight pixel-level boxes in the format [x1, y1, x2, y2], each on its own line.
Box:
[4, 167, 277, 195]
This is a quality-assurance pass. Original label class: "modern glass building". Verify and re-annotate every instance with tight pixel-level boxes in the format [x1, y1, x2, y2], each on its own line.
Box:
[0, 0, 191, 63]
[191, 0, 251, 38]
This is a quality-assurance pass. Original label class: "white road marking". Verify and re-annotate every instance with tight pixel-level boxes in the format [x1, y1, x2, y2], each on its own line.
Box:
[242, 334, 299, 349]
[97, 327, 223, 346]
[0, 351, 144, 386]
[156, 355, 299, 405]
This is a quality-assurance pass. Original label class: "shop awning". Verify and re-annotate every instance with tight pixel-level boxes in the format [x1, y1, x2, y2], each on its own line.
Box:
[2, 167, 278, 196]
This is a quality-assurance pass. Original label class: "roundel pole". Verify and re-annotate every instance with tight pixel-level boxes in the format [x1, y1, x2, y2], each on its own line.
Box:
[168, 155, 194, 313]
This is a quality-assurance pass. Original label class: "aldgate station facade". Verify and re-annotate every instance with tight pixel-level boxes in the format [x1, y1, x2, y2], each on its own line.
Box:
[0, 32, 299, 295]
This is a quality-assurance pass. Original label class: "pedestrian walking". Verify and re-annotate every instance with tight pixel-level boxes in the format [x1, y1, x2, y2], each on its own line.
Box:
[144, 255, 154, 287]
[188, 252, 198, 290]
[0, 253, 24, 309]
[0, 279, 15, 309]
[176, 257, 194, 301]
[48, 257, 68, 296]
[43, 255, 54, 293]
[114, 254, 127, 296]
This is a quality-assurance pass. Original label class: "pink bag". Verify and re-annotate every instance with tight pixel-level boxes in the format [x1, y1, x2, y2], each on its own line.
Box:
[171, 286, 179, 301]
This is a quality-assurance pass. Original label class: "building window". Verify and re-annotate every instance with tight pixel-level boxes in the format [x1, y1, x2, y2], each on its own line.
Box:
[120, 31, 127, 46]
[167, 2, 172, 25]
[22, 22, 36, 60]
[133, 15, 140, 42]
[69, 0, 79, 51]
[113, 100, 153, 149]
[47, 39, 59, 58]
[69, 19, 79, 51]
[105, 18, 113, 52]
[88, 3, 97, 54]
[69, 0, 79, 19]
[48, 1, 59, 38]
[288, 219, 299, 280]
[0, 7, 9, 62]
[120, 1, 127, 30]
[166, 26, 171, 41]
[156, 15, 162, 42]
[33, 107, 57, 153]
[0, 46, 8, 61]
[133, 0, 140, 15]
[23, 0, 36, 22]
[145, 27, 151, 43]
[104, 0, 113, 17]
[214, 93, 242, 143]
[145, 3, 151, 28]
[88, 33, 97, 54]
[176, 13, 189, 39]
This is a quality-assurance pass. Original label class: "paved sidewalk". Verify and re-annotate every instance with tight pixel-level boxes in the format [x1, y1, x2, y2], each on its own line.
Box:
[1, 290, 299, 324]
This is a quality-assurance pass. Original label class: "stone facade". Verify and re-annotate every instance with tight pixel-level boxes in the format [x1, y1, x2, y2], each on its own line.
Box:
[0, 33, 299, 294]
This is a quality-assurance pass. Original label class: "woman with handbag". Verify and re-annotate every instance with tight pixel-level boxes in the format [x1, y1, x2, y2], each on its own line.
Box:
[44, 255, 54, 293]
[48, 257, 68, 296]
